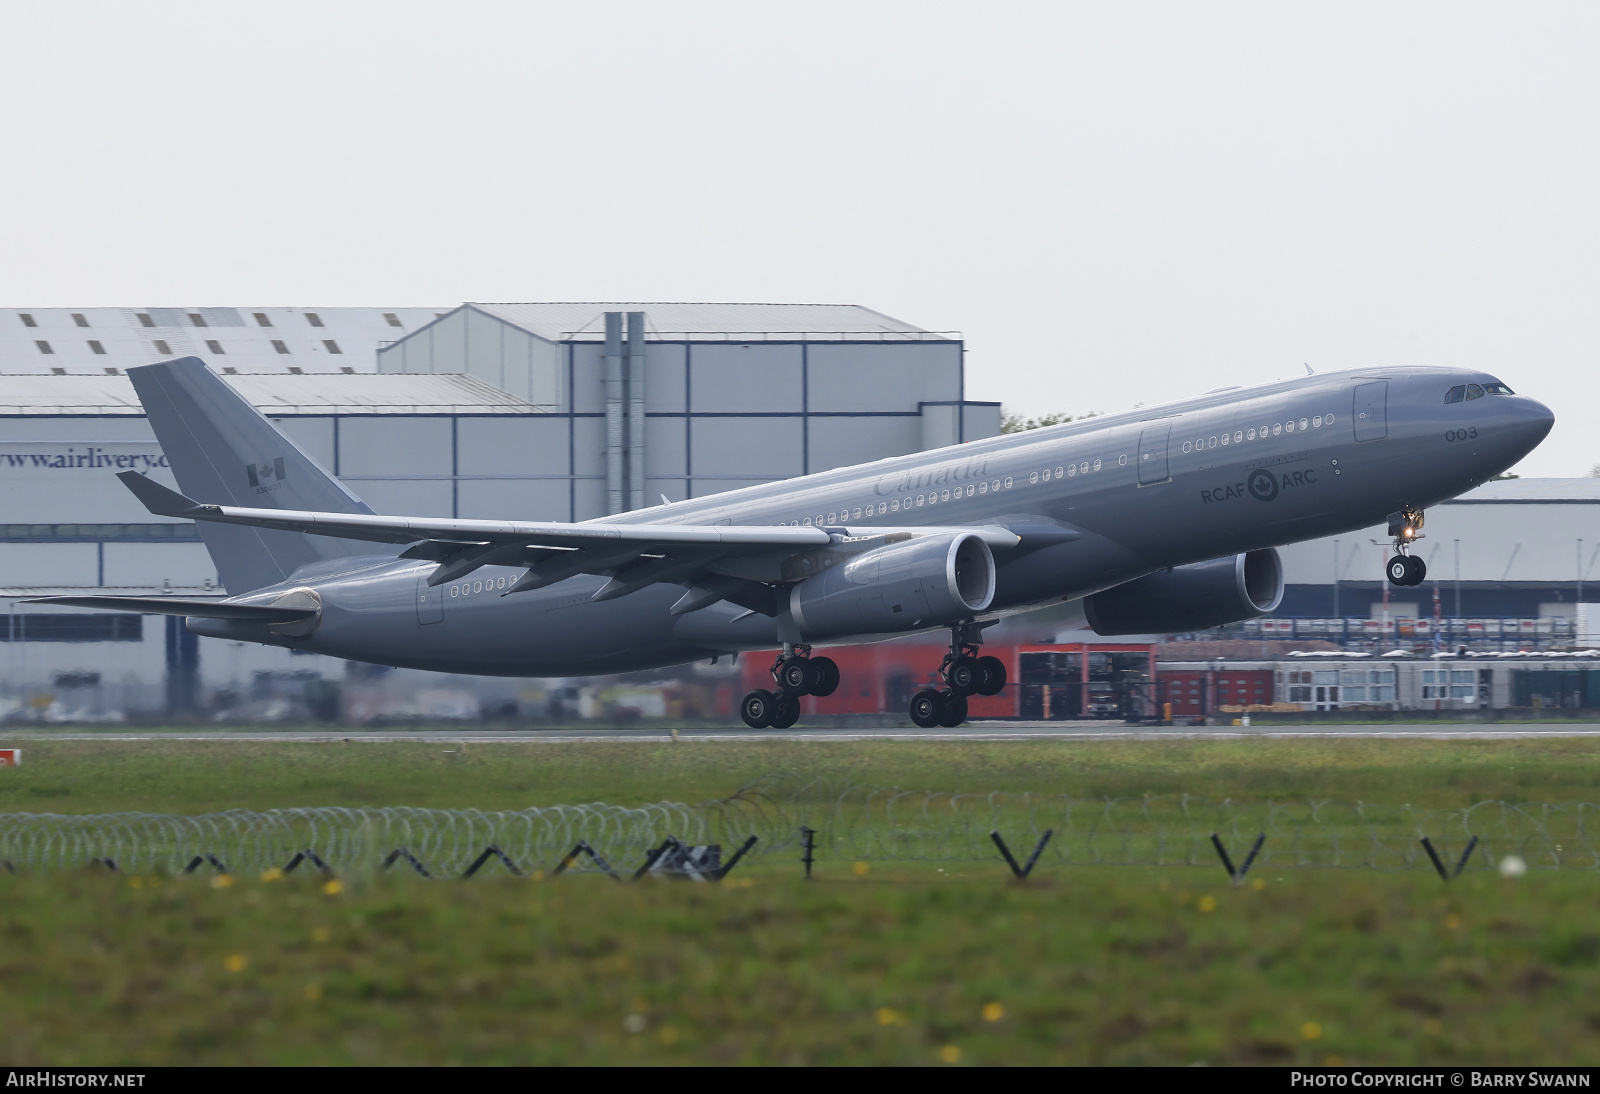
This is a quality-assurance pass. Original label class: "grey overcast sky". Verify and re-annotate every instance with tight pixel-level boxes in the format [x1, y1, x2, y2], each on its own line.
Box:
[1, 2, 1595, 476]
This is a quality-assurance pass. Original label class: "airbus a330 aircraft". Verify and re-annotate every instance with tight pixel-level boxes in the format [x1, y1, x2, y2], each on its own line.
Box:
[33, 358, 1552, 728]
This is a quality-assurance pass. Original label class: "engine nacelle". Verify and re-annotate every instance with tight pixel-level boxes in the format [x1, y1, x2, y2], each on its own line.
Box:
[1084, 548, 1284, 636]
[789, 532, 996, 640]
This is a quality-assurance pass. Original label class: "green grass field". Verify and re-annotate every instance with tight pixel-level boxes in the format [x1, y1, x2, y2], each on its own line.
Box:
[1, 737, 1599, 1065]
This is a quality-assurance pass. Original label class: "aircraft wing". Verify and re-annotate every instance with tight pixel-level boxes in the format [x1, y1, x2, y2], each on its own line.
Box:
[117, 471, 1024, 613]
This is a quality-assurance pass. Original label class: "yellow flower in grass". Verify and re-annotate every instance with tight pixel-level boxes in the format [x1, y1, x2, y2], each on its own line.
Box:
[1301, 1021, 1323, 1040]
[982, 1003, 1004, 1022]
[322, 879, 343, 896]
[210, 874, 234, 890]
[939, 1045, 961, 1063]
[1197, 895, 1217, 912]
[259, 867, 284, 883]
[224, 954, 248, 973]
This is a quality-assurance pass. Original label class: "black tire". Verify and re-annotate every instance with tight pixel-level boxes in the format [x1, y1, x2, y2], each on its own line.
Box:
[909, 688, 946, 728]
[739, 689, 777, 729]
[776, 656, 815, 695]
[1386, 556, 1411, 586]
[945, 656, 979, 695]
[975, 655, 1007, 696]
[809, 656, 840, 697]
[937, 690, 967, 727]
[1408, 555, 1428, 585]
[769, 694, 801, 729]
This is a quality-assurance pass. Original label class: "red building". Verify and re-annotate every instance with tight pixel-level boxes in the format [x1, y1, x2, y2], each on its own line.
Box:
[738, 641, 1159, 720]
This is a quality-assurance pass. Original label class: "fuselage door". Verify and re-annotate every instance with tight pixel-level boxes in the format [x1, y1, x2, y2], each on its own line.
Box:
[1137, 423, 1171, 485]
[1353, 381, 1388, 442]
[416, 572, 444, 625]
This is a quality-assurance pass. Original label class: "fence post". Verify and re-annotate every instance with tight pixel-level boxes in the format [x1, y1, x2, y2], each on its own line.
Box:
[462, 844, 523, 879]
[799, 826, 815, 879]
[380, 847, 433, 878]
[1211, 833, 1265, 884]
[991, 830, 1053, 880]
[714, 836, 758, 881]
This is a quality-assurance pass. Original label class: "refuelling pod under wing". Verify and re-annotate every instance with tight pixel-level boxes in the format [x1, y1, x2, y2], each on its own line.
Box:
[1084, 549, 1283, 636]
[789, 532, 996, 641]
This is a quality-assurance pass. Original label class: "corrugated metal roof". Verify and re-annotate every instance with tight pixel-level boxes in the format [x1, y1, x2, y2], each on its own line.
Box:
[1446, 478, 1600, 502]
[0, 307, 449, 376]
[465, 302, 952, 341]
[0, 372, 544, 415]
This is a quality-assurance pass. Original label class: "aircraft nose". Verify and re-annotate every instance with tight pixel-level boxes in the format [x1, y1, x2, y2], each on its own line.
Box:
[1500, 395, 1555, 461]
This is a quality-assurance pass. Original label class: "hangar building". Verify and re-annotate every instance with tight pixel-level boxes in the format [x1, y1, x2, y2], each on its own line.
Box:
[0, 302, 998, 719]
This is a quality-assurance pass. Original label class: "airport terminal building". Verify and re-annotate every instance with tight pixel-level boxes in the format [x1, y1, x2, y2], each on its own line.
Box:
[0, 302, 999, 720]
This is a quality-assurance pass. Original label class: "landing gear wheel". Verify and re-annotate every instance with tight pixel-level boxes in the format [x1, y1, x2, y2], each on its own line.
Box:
[974, 656, 1007, 696]
[739, 689, 778, 729]
[1387, 555, 1426, 587]
[944, 656, 980, 696]
[776, 656, 815, 695]
[908, 688, 946, 728]
[768, 694, 801, 729]
[937, 690, 967, 727]
[809, 656, 840, 697]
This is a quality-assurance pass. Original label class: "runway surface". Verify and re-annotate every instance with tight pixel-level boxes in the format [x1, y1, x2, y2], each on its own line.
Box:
[7, 722, 1600, 743]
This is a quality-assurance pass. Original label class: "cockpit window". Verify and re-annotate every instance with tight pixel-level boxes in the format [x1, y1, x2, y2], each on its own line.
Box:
[1465, 383, 1485, 401]
[1483, 381, 1515, 395]
[1444, 385, 1465, 404]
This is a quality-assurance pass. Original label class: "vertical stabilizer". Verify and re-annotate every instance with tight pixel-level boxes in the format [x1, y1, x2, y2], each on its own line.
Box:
[128, 357, 385, 593]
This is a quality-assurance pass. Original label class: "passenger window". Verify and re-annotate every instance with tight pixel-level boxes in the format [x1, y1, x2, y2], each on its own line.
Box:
[978, 482, 988, 493]
[1004, 477, 1012, 488]
[917, 495, 925, 506]
[1079, 461, 1089, 474]
[1055, 466, 1064, 477]
[1067, 464, 1077, 477]
[1444, 386, 1465, 403]
[853, 508, 862, 519]
[1092, 459, 1102, 471]
[1183, 442, 1193, 453]
[941, 489, 950, 501]
[1042, 469, 1051, 482]
[827, 513, 837, 523]
[1465, 383, 1484, 400]
[993, 479, 1002, 491]
[1030, 472, 1039, 484]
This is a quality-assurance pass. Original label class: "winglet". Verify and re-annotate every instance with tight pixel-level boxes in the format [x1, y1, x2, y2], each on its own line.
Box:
[116, 470, 204, 517]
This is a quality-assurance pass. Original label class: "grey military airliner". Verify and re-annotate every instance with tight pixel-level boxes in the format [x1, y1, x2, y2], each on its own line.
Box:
[31, 358, 1553, 728]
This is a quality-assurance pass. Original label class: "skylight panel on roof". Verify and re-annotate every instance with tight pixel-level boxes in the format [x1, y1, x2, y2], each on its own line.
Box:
[50, 367, 64, 375]
[271, 340, 289, 354]
[306, 313, 324, 327]
[383, 313, 403, 327]
[104, 367, 119, 375]
[137, 313, 154, 328]
[19, 314, 36, 328]
[188, 313, 207, 327]
[153, 340, 170, 355]
[88, 341, 104, 354]
[287, 366, 303, 374]
[205, 340, 224, 354]
[323, 340, 342, 354]
[253, 313, 272, 327]
[35, 340, 52, 354]
[71, 313, 89, 328]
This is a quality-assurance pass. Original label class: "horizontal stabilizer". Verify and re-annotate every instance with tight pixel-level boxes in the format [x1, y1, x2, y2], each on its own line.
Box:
[116, 471, 203, 518]
[23, 595, 317, 623]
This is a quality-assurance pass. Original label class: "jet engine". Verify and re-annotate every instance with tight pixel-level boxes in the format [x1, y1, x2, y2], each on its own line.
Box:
[789, 532, 996, 640]
[1084, 548, 1283, 636]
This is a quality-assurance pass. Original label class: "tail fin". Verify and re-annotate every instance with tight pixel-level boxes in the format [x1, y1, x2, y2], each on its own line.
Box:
[128, 357, 385, 593]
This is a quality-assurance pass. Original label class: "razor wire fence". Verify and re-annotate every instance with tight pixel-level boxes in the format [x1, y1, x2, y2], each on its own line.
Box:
[0, 773, 1596, 877]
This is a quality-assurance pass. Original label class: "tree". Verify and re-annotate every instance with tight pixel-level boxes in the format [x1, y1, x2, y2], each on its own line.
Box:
[1000, 408, 1098, 434]
[1591, 463, 1600, 478]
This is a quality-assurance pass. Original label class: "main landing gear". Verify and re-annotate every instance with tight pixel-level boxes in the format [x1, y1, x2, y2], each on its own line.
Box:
[907, 622, 1007, 729]
[1385, 507, 1428, 588]
[739, 645, 840, 729]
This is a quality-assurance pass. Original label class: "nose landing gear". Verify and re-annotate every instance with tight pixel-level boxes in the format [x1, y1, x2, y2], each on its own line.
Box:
[738, 645, 841, 729]
[1385, 508, 1428, 587]
[907, 622, 1006, 728]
